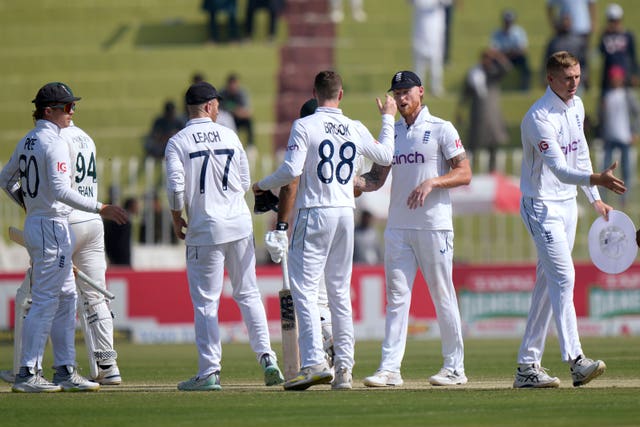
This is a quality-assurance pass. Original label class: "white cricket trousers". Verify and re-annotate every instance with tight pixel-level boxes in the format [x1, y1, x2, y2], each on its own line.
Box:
[379, 229, 465, 373]
[289, 207, 355, 371]
[71, 218, 116, 363]
[185, 235, 275, 378]
[21, 217, 77, 369]
[519, 198, 583, 363]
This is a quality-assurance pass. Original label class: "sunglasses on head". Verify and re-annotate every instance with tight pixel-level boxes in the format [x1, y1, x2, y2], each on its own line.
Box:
[49, 102, 76, 114]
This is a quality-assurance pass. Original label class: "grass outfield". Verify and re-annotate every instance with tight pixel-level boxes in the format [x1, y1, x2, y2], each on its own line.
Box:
[1, 337, 638, 426]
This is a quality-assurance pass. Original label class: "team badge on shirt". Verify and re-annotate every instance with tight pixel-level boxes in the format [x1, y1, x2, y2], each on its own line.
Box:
[422, 130, 431, 144]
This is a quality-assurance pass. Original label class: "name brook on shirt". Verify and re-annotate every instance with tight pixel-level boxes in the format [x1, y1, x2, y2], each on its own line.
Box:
[324, 122, 350, 136]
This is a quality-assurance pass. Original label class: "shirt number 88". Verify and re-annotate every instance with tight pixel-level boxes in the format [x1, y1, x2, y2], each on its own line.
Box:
[316, 140, 356, 185]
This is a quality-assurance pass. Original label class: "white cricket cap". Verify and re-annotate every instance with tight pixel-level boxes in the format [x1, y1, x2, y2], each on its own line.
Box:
[588, 210, 637, 274]
[606, 3, 623, 21]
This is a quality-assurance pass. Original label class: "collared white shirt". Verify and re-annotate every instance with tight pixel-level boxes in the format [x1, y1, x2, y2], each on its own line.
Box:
[165, 117, 252, 245]
[387, 106, 465, 230]
[520, 86, 600, 203]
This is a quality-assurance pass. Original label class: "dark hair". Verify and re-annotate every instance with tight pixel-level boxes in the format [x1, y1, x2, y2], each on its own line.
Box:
[314, 70, 342, 101]
[546, 51, 579, 74]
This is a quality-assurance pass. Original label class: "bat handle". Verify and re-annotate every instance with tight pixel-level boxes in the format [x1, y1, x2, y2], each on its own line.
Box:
[281, 250, 290, 291]
[74, 267, 116, 300]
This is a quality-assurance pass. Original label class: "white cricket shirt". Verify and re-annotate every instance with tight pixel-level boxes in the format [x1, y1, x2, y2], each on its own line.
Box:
[64, 123, 101, 224]
[520, 87, 600, 203]
[165, 117, 252, 246]
[259, 107, 394, 209]
[386, 106, 464, 231]
[0, 120, 99, 219]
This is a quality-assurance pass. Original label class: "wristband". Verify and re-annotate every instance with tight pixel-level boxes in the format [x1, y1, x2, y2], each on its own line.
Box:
[276, 222, 288, 231]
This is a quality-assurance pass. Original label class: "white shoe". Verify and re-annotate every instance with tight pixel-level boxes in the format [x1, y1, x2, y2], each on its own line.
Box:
[12, 367, 61, 393]
[363, 370, 404, 387]
[53, 365, 100, 392]
[330, 10, 344, 23]
[0, 369, 15, 383]
[260, 353, 285, 386]
[429, 368, 468, 386]
[353, 9, 367, 22]
[332, 367, 352, 390]
[570, 355, 606, 387]
[94, 364, 122, 385]
[177, 371, 222, 391]
[513, 364, 560, 388]
[283, 363, 333, 391]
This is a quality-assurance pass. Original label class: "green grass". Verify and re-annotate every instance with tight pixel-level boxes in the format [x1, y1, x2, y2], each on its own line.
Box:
[0, 337, 638, 426]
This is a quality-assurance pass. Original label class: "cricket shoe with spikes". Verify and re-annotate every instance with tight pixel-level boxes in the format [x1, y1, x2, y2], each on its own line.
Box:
[94, 363, 122, 385]
[513, 363, 560, 388]
[53, 365, 100, 392]
[12, 367, 61, 393]
[429, 368, 468, 386]
[363, 370, 404, 387]
[283, 363, 333, 391]
[331, 366, 352, 390]
[178, 371, 222, 391]
[260, 353, 285, 386]
[0, 369, 15, 384]
[570, 355, 606, 387]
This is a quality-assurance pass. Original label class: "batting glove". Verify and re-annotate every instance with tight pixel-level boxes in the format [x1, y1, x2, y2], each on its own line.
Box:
[265, 230, 288, 264]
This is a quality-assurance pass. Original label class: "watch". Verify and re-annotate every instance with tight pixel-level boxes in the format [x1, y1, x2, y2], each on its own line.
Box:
[276, 222, 288, 231]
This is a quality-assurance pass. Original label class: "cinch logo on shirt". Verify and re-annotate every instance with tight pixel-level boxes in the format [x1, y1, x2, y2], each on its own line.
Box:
[57, 162, 67, 173]
[393, 151, 425, 165]
[323, 122, 350, 136]
[561, 140, 579, 155]
[287, 143, 300, 151]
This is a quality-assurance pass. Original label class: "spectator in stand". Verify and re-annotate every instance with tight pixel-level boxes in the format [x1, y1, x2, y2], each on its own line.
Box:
[244, 0, 285, 42]
[104, 197, 139, 266]
[201, 0, 240, 43]
[456, 48, 511, 172]
[599, 3, 639, 94]
[490, 9, 531, 91]
[330, 0, 367, 23]
[599, 65, 640, 205]
[139, 191, 177, 245]
[410, 0, 447, 97]
[220, 73, 254, 147]
[353, 209, 382, 265]
[143, 100, 183, 160]
[546, 0, 596, 90]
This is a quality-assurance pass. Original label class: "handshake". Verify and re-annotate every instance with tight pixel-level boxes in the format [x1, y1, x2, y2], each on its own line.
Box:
[265, 230, 288, 264]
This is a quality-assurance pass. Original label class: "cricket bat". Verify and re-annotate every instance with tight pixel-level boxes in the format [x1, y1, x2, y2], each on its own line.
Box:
[279, 251, 300, 380]
[8, 226, 115, 300]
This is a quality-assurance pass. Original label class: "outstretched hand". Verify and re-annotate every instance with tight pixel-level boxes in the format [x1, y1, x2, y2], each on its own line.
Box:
[596, 161, 626, 195]
[376, 94, 397, 116]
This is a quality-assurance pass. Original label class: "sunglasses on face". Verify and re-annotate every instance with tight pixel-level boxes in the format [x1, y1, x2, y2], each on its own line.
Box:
[49, 102, 76, 114]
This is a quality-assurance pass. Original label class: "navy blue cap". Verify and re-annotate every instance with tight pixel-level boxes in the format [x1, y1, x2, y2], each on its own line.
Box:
[32, 82, 81, 106]
[389, 71, 422, 91]
[185, 81, 221, 105]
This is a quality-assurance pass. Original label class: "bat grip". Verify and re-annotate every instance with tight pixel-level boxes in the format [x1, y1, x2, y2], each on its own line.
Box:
[281, 250, 290, 291]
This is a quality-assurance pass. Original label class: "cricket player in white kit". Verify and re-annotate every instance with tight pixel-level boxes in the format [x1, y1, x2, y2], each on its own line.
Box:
[0, 122, 121, 386]
[65, 123, 121, 384]
[253, 71, 396, 390]
[0, 82, 128, 393]
[165, 81, 284, 391]
[514, 52, 626, 388]
[357, 71, 471, 387]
